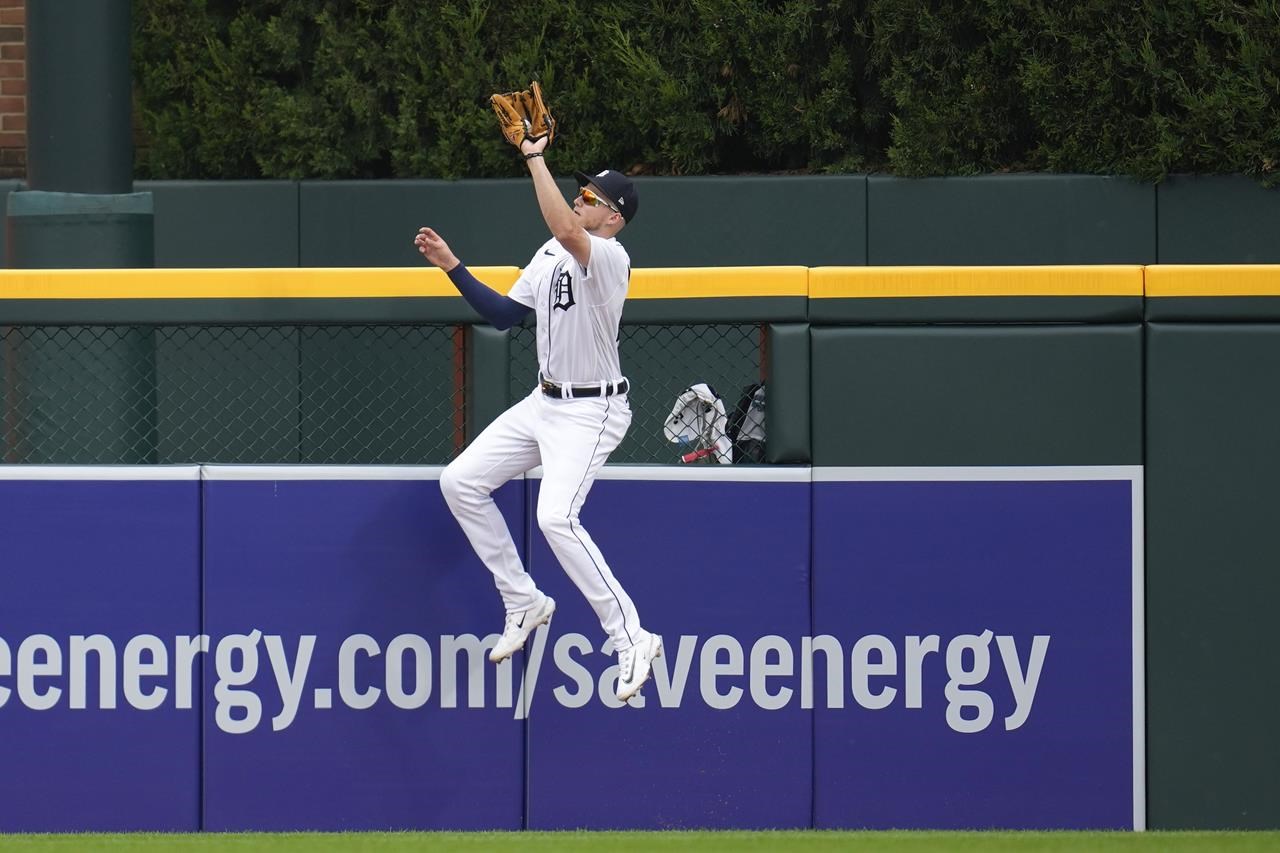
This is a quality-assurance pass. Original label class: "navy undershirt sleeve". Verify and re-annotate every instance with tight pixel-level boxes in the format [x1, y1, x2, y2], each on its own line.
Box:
[446, 263, 532, 331]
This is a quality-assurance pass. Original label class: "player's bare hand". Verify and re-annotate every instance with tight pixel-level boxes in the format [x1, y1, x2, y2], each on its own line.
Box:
[520, 136, 550, 159]
[415, 227, 460, 271]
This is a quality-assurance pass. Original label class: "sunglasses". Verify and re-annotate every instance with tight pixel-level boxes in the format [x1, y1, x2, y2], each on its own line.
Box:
[578, 188, 620, 214]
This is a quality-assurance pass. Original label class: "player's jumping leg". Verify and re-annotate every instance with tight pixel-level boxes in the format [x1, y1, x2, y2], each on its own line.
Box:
[535, 394, 662, 701]
[440, 392, 555, 662]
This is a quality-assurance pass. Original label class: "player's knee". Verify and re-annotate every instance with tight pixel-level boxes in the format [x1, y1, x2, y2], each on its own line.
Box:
[439, 463, 468, 510]
[441, 462, 494, 512]
[535, 504, 574, 542]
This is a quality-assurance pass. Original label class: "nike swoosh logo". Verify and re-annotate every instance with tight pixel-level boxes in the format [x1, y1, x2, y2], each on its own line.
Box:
[543, 249, 555, 256]
[517, 613, 527, 628]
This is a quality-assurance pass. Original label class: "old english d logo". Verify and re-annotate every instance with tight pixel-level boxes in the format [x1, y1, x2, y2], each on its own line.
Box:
[553, 269, 575, 311]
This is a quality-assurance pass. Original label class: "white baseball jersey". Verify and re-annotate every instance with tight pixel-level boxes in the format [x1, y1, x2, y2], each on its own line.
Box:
[508, 234, 630, 384]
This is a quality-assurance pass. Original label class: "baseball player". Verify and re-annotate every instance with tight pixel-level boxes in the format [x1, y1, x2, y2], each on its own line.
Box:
[413, 127, 662, 703]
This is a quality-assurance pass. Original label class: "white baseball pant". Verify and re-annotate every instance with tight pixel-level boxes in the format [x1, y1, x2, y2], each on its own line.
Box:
[439, 388, 647, 652]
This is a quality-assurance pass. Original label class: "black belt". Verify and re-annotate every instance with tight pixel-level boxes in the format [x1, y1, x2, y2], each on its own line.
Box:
[540, 376, 629, 399]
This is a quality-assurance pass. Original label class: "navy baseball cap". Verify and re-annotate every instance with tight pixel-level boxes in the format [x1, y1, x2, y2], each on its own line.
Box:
[574, 169, 639, 223]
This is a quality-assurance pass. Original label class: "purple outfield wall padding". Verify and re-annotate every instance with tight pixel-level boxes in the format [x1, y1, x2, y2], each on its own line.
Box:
[0, 463, 1144, 832]
[200, 468, 525, 831]
[0, 468, 202, 832]
[811, 468, 1144, 830]
[524, 468, 814, 830]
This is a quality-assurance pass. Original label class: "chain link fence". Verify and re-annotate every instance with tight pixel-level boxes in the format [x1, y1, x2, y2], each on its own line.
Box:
[510, 323, 764, 464]
[1, 322, 765, 465]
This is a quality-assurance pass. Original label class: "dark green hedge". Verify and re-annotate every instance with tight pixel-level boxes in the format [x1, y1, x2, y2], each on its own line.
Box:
[133, 0, 1280, 182]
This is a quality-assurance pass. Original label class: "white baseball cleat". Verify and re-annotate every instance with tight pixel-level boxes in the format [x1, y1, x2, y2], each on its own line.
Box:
[616, 633, 663, 702]
[489, 595, 556, 663]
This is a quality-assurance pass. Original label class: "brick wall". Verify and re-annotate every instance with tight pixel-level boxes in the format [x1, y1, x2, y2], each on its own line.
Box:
[0, 0, 23, 180]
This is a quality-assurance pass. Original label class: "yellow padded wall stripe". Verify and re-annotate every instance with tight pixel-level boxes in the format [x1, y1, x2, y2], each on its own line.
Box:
[810, 266, 1144, 298]
[1145, 265, 1280, 297]
[628, 267, 809, 299]
[0, 267, 521, 299]
[12, 264, 1280, 300]
[0, 266, 812, 300]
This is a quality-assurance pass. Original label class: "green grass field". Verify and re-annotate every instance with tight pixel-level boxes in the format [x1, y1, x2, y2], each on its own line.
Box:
[2, 832, 1280, 853]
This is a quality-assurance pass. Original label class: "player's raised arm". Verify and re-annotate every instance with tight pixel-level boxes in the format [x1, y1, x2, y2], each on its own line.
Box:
[520, 136, 591, 268]
[491, 81, 630, 271]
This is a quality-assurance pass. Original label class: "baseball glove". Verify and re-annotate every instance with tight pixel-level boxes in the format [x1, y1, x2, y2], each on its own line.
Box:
[490, 81, 556, 149]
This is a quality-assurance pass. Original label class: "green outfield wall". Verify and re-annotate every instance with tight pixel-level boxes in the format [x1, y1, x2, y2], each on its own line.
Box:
[1143, 266, 1280, 829]
[129, 174, 1280, 268]
[4, 186, 1280, 828]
